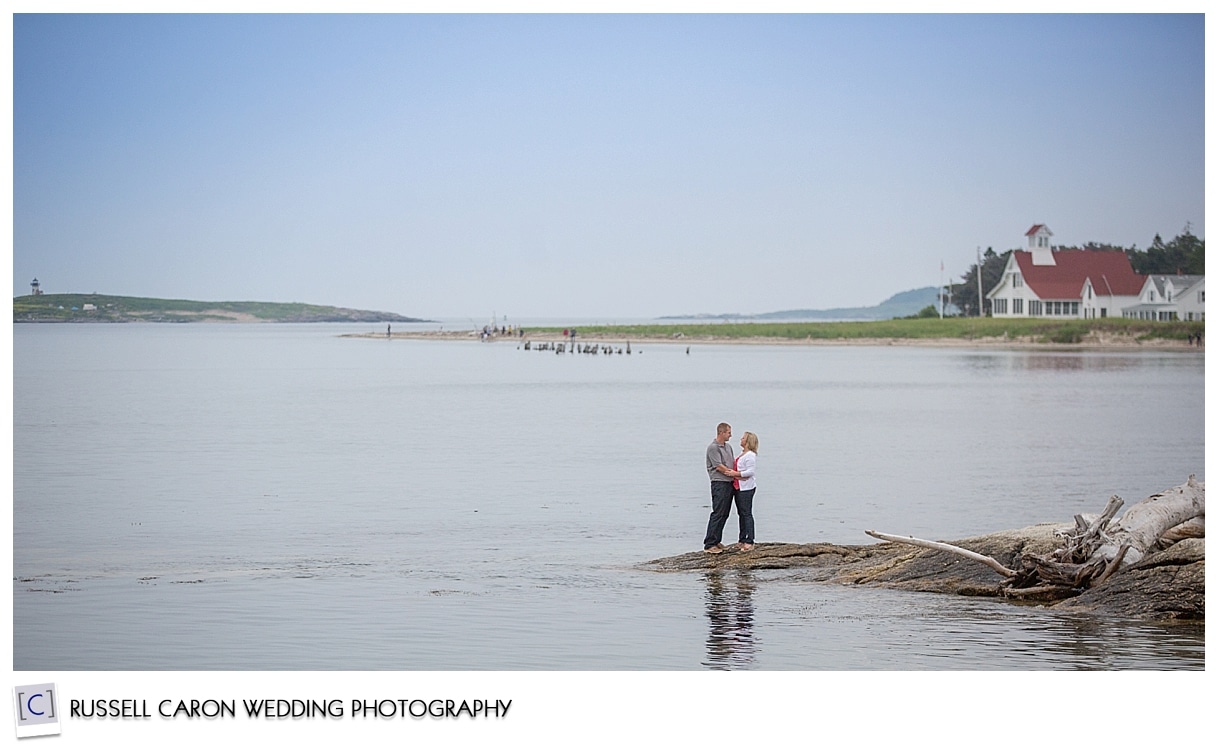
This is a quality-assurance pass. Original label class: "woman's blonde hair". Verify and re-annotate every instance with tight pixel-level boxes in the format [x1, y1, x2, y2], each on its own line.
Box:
[742, 431, 758, 453]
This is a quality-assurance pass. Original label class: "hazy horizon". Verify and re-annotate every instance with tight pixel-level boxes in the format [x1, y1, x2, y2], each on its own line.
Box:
[12, 14, 1205, 319]
[13, 283, 940, 320]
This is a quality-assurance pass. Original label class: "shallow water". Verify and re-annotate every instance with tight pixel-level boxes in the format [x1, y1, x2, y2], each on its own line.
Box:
[12, 323, 1205, 670]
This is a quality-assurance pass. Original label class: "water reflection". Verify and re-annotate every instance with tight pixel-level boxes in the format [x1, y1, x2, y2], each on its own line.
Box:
[959, 351, 1159, 375]
[702, 569, 757, 670]
[1042, 613, 1205, 670]
[877, 595, 1206, 670]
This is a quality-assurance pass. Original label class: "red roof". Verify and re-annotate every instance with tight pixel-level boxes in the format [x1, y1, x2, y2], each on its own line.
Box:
[1013, 250, 1143, 299]
[1025, 224, 1048, 236]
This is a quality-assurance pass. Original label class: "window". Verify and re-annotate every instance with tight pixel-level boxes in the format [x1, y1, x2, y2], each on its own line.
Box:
[993, 298, 1007, 314]
[1013, 274, 1023, 288]
[1013, 298, 1023, 315]
[1029, 300, 1042, 316]
[1042, 301, 1079, 316]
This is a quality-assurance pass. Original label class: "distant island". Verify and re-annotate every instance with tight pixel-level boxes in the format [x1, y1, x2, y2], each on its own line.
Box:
[660, 286, 946, 321]
[12, 293, 429, 324]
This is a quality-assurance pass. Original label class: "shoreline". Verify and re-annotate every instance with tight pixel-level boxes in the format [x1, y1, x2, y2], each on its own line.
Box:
[342, 330, 1203, 352]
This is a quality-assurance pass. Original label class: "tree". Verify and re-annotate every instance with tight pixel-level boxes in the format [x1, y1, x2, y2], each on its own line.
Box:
[1079, 241, 1128, 252]
[903, 304, 940, 319]
[1055, 241, 1131, 253]
[954, 248, 1009, 317]
[1127, 227, 1204, 275]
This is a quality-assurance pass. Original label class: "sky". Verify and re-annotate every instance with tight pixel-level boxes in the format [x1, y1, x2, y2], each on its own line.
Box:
[10, 13, 1206, 319]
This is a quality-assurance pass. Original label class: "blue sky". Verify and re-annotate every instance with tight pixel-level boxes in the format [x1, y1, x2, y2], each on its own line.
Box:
[11, 13, 1205, 319]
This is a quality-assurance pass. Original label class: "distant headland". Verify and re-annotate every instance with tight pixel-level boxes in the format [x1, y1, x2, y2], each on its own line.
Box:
[12, 293, 429, 324]
[660, 286, 944, 321]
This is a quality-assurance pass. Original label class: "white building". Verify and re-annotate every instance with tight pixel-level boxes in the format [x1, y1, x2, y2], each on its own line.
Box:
[1122, 275, 1205, 321]
[987, 225, 1144, 318]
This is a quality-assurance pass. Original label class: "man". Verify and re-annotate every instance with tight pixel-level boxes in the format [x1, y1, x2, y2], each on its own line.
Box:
[703, 422, 736, 553]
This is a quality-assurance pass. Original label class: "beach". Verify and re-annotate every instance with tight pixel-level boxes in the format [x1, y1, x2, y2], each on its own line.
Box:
[344, 328, 1203, 351]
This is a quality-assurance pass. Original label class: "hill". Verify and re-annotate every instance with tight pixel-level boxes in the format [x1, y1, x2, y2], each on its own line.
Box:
[660, 286, 947, 321]
[13, 294, 429, 323]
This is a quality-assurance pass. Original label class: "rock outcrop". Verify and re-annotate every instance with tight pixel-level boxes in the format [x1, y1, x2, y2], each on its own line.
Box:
[641, 524, 1203, 623]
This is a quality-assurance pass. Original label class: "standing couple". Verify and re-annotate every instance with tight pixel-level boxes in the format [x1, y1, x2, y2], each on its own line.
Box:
[703, 422, 759, 554]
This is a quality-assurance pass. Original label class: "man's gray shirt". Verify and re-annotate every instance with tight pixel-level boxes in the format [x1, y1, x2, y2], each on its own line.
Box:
[706, 441, 735, 482]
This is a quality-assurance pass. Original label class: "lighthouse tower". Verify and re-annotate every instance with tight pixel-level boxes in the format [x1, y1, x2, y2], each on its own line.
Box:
[30, 278, 42, 296]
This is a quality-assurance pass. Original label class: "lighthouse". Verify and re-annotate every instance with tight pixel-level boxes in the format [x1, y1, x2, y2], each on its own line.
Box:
[30, 278, 42, 296]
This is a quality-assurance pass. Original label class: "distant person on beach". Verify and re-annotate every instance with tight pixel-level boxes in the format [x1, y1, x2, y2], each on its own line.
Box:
[723, 432, 758, 551]
[703, 422, 736, 554]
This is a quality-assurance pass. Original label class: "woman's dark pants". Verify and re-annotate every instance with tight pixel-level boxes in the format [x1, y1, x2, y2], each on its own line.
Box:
[734, 488, 756, 544]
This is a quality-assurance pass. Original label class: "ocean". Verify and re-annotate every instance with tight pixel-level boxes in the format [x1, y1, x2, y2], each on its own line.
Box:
[12, 322, 1204, 671]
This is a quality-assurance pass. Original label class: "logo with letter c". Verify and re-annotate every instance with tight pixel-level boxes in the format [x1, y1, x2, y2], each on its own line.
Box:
[25, 692, 45, 717]
[13, 683, 60, 737]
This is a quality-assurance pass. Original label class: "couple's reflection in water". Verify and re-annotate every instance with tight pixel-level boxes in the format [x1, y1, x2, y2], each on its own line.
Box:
[702, 569, 757, 669]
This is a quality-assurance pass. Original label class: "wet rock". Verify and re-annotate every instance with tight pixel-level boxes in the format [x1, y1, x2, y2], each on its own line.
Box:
[641, 542, 867, 574]
[1054, 538, 1204, 621]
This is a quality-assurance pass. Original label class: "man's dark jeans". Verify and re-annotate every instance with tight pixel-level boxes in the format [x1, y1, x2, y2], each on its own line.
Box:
[703, 480, 735, 548]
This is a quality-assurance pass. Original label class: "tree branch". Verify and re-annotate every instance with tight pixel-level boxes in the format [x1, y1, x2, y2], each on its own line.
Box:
[865, 530, 1017, 578]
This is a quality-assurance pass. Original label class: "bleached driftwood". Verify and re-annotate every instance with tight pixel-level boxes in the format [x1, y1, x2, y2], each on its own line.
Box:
[1095, 475, 1205, 567]
[863, 530, 1017, 578]
[1157, 516, 1205, 547]
[867, 476, 1204, 595]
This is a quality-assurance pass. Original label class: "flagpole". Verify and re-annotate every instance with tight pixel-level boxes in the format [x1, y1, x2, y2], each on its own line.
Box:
[976, 246, 984, 317]
[938, 260, 944, 319]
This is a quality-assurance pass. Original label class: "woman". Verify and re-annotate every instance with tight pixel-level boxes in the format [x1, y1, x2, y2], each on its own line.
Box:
[727, 431, 758, 551]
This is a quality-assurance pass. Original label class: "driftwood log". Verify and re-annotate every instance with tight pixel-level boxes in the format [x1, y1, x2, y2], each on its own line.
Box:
[867, 475, 1205, 600]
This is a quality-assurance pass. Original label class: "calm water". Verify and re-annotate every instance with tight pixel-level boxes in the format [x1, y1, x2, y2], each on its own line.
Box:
[12, 323, 1205, 670]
